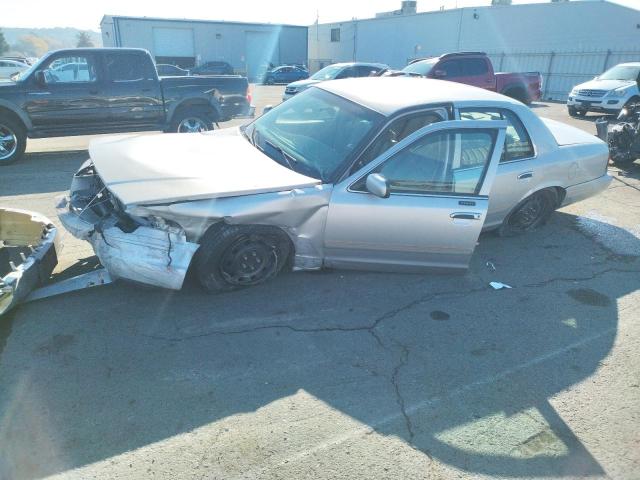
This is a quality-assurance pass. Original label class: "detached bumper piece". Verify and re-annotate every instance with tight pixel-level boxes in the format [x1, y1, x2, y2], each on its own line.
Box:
[0, 208, 58, 316]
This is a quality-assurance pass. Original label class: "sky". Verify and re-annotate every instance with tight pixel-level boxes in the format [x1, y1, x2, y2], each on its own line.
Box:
[1, 0, 638, 30]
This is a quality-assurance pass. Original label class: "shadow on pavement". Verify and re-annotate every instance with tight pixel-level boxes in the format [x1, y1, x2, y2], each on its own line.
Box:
[0, 212, 637, 478]
[0, 151, 88, 197]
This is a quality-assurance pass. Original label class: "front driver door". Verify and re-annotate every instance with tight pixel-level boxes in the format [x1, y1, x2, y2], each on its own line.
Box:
[323, 120, 507, 271]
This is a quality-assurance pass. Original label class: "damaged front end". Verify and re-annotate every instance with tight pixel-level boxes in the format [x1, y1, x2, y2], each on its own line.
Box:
[0, 208, 58, 315]
[57, 162, 199, 290]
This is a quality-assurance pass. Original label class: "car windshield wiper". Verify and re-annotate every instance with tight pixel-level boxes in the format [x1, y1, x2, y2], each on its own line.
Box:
[264, 139, 297, 171]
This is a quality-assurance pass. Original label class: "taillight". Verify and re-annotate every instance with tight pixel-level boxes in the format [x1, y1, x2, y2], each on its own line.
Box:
[246, 87, 252, 104]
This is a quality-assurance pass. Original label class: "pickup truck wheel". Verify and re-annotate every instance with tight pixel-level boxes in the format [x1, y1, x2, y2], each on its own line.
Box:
[498, 189, 558, 237]
[0, 117, 27, 166]
[171, 109, 215, 133]
[195, 224, 292, 292]
[503, 87, 530, 105]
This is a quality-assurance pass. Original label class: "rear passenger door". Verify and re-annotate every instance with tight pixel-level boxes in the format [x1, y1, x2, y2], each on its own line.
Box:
[459, 108, 537, 227]
[103, 52, 164, 129]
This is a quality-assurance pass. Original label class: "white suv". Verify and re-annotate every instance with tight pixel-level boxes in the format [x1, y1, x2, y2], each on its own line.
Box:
[567, 62, 640, 117]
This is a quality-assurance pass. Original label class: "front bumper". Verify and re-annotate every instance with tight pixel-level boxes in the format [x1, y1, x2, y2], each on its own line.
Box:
[56, 169, 200, 291]
[562, 174, 613, 207]
[567, 94, 624, 113]
[1, 208, 58, 316]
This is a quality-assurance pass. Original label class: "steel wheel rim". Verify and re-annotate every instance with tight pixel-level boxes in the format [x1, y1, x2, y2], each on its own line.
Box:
[177, 117, 208, 133]
[220, 236, 279, 286]
[0, 124, 18, 161]
[509, 194, 547, 230]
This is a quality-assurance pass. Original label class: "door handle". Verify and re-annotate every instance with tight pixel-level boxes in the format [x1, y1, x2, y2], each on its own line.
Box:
[450, 212, 482, 220]
[518, 171, 534, 180]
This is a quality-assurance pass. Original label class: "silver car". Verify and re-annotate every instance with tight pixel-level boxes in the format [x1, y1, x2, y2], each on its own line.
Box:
[58, 77, 611, 292]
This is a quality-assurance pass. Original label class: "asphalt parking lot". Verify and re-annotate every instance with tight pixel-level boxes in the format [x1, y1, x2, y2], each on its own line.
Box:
[1, 86, 639, 479]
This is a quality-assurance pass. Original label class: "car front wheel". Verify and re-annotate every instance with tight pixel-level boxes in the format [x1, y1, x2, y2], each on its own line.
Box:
[195, 224, 292, 292]
[498, 189, 558, 237]
[0, 117, 27, 166]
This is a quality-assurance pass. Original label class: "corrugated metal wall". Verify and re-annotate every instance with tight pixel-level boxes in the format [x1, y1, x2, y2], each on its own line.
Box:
[486, 50, 640, 101]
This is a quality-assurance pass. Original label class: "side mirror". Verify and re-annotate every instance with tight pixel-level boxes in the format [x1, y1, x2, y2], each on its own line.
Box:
[366, 173, 390, 198]
[34, 70, 48, 86]
[433, 69, 446, 78]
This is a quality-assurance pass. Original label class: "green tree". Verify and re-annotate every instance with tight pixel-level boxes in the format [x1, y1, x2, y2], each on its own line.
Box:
[76, 31, 94, 48]
[0, 29, 9, 55]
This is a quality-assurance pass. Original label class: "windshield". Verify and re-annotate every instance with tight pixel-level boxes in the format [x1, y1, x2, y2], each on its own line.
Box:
[244, 88, 383, 182]
[402, 58, 439, 76]
[599, 65, 640, 81]
[310, 65, 344, 81]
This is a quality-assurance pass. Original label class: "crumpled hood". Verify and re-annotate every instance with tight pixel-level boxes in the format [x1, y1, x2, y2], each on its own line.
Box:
[574, 79, 636, 92]
[287, 78, 321, 90]
[89, 128, 320, 207]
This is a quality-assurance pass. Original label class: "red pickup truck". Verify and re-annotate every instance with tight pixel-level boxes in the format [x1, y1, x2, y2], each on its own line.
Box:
[397, 52, 542, 105]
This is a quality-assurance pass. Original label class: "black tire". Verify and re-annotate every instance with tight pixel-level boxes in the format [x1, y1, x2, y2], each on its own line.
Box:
[0, 116, 27, 166]
[568, 106, 587, 117]
[265, 76, 274, 85]
[621, 96, 640, 115]
[194, 224, 292, 292]
[498, 189, 558, 237]
[170, 108, 215, 133]
[504, 87, 530, 105]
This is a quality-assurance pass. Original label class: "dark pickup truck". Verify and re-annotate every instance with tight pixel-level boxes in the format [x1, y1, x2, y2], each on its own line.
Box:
[0, 48, 253, 165]
[392, 52, 542, 105]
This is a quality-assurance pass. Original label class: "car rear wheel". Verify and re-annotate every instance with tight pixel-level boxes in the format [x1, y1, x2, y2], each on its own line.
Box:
[195, 224, 292, 292]
[0, 117, 27, 166]
[504, 87, 530, 105]
[170, 108, 215, 133]
[498, 189, 558, 237]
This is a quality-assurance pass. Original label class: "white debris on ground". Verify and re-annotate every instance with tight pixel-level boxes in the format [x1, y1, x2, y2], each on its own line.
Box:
[576, 211, 640, 256]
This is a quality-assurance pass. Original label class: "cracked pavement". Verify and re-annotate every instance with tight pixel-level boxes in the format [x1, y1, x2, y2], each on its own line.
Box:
[0, 94, 639, 479]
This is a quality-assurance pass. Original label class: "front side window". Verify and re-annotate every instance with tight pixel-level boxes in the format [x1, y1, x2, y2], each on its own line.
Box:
[438, 60, 463, 78]
[105, 53, 152, 82]
[353, 129, 496, 196]
[244, 88, 383, 182]
[351, 110, 446, 174]
[459, 108, 534, 162]
[44, 55, 96, 83]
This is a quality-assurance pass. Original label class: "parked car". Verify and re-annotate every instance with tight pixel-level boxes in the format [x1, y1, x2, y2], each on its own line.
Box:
[567, 62, 640, 117]
[283, 62, 388, 100]
[156, 63, 190, 77]
[262, 65, 309, 85]
[191, 61, 234, 76]
[1, 56, 35, 66]
[57, 78, 610, 293]
[0, 59, 29, 80]
[396, 52, 542, 105]
[0, 48, 253, 165]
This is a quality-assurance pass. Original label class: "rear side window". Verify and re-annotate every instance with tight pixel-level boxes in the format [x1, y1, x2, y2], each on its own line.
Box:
[105, 53, 154, 82]
[459, 108, 534, 162]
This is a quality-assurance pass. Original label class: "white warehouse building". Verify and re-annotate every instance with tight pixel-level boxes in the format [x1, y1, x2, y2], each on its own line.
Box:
[309, 0, 640, 100]
[100, 15, 308, 80]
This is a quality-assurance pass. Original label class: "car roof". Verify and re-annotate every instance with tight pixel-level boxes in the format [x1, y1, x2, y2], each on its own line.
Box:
[616, 62, 640, 67]
[329, 62, 389, 69]
[316, 77, 520, 116]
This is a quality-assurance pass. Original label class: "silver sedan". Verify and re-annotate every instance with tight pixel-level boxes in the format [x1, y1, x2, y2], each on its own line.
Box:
[58, 77, 611, 291]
